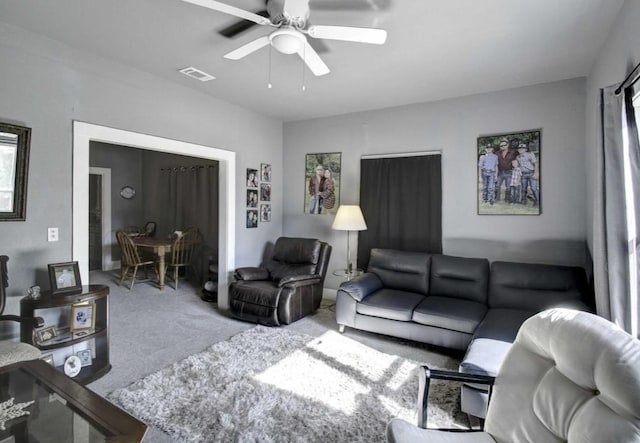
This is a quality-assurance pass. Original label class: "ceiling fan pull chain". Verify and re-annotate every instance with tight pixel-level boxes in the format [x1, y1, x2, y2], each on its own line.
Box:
[301, 43, 306, 91]
[268, 45, 273, 89]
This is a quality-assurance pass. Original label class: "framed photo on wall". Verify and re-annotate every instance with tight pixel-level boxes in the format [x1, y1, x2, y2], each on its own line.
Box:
[246, 168, 258, 188]
[260, 204, 271, 222]
[246, 209, 258, 228]
[304, 152, 341, 215]
[247, 189, 258, 208]
[261, 163, 272, 182]
[477, 129, 541, 215]
[260, 183, 271, 201]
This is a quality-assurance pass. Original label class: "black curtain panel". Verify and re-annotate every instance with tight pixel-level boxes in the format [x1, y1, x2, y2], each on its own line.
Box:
[357, 155, 442, 270]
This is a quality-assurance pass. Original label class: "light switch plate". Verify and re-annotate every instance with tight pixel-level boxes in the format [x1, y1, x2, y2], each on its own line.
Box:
[47, 227, 59, 242]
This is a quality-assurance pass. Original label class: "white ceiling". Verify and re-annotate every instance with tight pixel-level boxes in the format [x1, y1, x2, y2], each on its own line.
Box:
[0, 0, 624, 122]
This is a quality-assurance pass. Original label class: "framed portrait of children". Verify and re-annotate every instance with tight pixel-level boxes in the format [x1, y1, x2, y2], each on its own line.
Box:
[477, 129, 541, 216]
[304, 152, 341, 215]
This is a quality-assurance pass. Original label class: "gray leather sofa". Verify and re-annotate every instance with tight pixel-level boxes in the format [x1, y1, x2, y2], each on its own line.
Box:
[336, 248, 592, 418]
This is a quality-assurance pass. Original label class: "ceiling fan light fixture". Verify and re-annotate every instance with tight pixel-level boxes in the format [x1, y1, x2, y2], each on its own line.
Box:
[269, 28, 304, 54]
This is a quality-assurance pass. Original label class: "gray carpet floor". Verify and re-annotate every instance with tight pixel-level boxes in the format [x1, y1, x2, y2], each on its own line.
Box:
[87, 270, 463, 442]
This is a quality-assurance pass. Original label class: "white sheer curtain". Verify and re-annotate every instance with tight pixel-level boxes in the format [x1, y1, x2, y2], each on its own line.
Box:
[594, 84, 640, 337]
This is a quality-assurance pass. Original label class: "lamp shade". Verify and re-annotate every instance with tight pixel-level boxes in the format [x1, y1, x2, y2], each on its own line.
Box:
[331, 205, 368, 231]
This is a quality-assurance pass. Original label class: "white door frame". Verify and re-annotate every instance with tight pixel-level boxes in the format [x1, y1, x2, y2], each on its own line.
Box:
[73, 121, 236, 309]
[88, 167, 112, 271]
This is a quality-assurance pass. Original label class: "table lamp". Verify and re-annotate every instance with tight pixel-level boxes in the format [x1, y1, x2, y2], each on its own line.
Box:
[331, 205, 367, 278]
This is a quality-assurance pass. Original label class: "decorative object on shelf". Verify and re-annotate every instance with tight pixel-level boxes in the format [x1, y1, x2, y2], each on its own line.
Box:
[41, 354, 54, 366]
[332, 205, 367, 279]
[304, 152, 341, 215]
[246, 209, 258, 229]
[63, 355, 82, 378]
[477, 129, 541, 216]
[47, 261, 82, 295]
[0, 122, 31, 221]
[261, 163, 272, 182]
[35, 326, 57, 344]
[27, 285, 40, 300]
[0, 397, 35, 431]
[76, 349, 92, 367]
[260, 183, 271, 201]
[143, 221, 157, 237]
[246, 168, 258, 188]
[119, 185, 136, 200]
[70, 303, 95, 332]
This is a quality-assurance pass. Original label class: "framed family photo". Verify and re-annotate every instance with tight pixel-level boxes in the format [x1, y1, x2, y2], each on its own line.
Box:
[246, 168, 258, 188]
[70, 302, 95, 332]
[48, 261, 82, 295]
[304, 152, 341, 215]
[477, 129, 541, 216]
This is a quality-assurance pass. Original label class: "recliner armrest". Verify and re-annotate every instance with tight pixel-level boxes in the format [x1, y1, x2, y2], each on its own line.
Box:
[418, 366, 495, 429]
[338, 273, 383, 302]
[234, 267, 270, 281]
[278, 274, 321, 288]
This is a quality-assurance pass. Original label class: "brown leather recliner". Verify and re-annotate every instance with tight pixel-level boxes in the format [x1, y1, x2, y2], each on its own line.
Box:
[229, 237, 332, 326]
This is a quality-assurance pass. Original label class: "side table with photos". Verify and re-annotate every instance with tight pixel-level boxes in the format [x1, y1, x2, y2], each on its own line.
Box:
[20, 285, 110, 384]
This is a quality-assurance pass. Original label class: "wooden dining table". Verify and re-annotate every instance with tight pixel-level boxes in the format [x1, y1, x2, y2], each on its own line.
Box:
[133, 236, 173, 290]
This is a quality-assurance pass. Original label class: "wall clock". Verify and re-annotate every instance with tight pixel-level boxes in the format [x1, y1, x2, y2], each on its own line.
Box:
[119, 186, 136, 200]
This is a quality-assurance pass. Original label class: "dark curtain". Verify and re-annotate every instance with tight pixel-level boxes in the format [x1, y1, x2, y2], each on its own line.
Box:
[157, 165, 219, 284]
[357, 155, 442, 270]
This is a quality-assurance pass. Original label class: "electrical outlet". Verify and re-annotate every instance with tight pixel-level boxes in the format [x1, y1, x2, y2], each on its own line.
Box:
[47, 227, 59, 242]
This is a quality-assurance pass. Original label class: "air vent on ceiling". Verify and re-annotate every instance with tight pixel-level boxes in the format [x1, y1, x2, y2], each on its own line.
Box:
[178, 66, 216, 82]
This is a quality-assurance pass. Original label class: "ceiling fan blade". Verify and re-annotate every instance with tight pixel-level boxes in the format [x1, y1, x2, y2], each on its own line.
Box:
[219, 10, 270, 38]
[309, 0, 391, 11]
[224, 36, 271, 60]
[181, 0, 271, 26]
[307, 25, 387, 45]
[297, 40, 330, 76]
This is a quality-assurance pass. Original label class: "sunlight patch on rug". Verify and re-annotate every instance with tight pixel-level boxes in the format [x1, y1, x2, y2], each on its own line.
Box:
[108, 326, 465, 442]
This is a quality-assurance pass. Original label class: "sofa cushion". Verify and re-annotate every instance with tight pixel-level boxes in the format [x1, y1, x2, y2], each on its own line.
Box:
[430, 255, 489, 304]
[356, 289, 425, 321]
[488, 261, 590, 311]
[367, 249, 431, 295]
[412, 296, 487, 334]
[460, 308, 534, 377]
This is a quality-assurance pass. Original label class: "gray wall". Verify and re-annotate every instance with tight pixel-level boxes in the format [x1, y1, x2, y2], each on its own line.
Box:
[585, 0, 640, 252]
[283, 78, 588, 289]
[0, 22, 283, 316]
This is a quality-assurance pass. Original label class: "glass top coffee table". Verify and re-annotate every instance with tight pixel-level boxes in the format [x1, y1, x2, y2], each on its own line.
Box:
[0, 359, 146, 442]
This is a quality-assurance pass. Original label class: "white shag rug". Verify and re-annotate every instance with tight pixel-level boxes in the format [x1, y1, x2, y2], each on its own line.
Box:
[108, 326, 466, 442]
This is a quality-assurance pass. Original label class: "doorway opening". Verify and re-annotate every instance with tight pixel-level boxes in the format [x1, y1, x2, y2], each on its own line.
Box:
[89, 167, 112, 271]
[73, 122, 236, 309]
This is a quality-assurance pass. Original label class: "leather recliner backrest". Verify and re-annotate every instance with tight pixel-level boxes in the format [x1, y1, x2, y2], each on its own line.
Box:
[367, 249, 431, 295]
[265, 237, 324, 281]
[488, 261, 590, 311]
[485, 308, 640, 442]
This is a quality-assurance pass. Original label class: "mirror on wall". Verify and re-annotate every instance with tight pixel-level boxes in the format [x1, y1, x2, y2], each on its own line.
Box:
[0, 122, 31, 221]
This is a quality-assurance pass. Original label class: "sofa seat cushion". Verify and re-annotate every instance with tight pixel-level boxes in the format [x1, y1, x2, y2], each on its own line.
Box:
[356, 289, 425, 321]
[412, 296, 487, 334]
[460, 308, 534, 377]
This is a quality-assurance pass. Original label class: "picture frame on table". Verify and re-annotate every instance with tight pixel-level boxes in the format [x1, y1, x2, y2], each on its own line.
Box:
[48, 261, 82, 295]
[35, 326, 57, 344]
[76, 349, 92, 367]
[70, 302, 96, 332]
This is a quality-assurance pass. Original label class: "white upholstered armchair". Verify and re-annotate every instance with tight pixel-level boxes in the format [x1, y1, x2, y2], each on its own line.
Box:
[387, 308, 640, 442]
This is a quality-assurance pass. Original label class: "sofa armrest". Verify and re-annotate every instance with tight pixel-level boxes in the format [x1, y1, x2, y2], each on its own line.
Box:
[278, 274, 321, 288]
[338, 273, 383, 302]
[234, 267, 269, 281]
[418, 366, 495, 429]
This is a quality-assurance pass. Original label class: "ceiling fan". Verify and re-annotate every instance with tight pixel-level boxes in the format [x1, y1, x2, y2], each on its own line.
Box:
[181, 0, 388, 76]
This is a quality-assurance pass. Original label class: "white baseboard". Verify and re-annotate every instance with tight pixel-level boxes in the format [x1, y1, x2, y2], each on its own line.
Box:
[323, 288, 337, 301]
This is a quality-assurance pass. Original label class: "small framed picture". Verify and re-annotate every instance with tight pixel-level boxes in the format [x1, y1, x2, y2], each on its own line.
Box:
[48, 261, 82, 295]
[70, 303, 95, 332]
[260, 204, 271, 222]
[246, 168, 258, 188]
[246, 209, 258, 228]
[246, 189, 258, 208]
[35, 326, 57, 344]
[76, 349, 92, 367]
[41, 354, 54, 366]
[261, 163, 272, 182]
[260, 183, 271, 201]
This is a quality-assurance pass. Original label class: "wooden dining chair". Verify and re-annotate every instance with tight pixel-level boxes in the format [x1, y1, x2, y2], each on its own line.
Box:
[122, 225, 144, 237]
[116, 231, 156, 290]
[166, 227, 203, 290]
